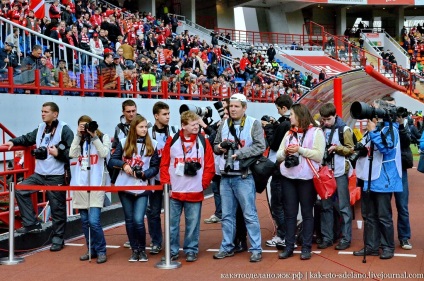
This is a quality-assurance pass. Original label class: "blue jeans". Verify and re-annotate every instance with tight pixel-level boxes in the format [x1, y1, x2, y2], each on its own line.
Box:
[170, 198, 202, 255]
[80, 208, 107, 255]
[211, 177, 222, 219]
[270, 174, 285, 240]
[219, 174, 262, 254]
[118, 192, 148, 252]
[394, 169, 411, 241]
[281, 177, 316, 252]
[320, 174, 352, 244]
[147, 185, 163, 247]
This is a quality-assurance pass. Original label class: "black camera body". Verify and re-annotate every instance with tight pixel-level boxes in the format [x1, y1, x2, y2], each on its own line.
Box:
[348, 142, 368, 168]
[85, 121, 98, 133]
[284, 154, 299, 168]
[221, 140, 238, 172]
[323, 145, 334, 163]
[184, 161, 202, 176]
[32, 146, 48, 160]
[132, 165, 145, 180]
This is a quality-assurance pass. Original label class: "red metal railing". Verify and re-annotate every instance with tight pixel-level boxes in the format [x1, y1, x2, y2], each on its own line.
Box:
[0, 67, 285, 103]
[214, 27, 308, 46]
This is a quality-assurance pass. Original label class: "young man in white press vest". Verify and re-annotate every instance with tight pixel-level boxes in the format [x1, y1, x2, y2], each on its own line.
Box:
[318, 103, 354, 251]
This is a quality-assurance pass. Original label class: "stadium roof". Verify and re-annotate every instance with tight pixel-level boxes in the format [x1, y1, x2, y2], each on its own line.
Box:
[298, 66, 409, 127]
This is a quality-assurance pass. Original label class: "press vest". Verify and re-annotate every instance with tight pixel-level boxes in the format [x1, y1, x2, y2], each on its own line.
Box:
[279, 127, 322, 180]
[148, 126, 175, 181]
[72, 139, 106, 187]
[356, 127, 402, 182]
[115, 138, 158, 195]
[35, 121, 66, 175]
[168, 136, 206, 194]
[323, 126, 352, 177]
[218, 116, 255, 172]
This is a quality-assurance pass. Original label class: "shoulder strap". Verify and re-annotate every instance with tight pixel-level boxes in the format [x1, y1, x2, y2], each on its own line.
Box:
[338, 127, 345, 146]
[170, 132, 206, 153]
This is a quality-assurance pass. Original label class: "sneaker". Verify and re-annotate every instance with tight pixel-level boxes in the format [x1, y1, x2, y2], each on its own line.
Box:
[123, 241, 131, 248]
[150, 245, 162, 255]
[139, 251, 148, 262]
[400, 240, 412, 250]
[266, 236, 284, 247]
[16, 223, 42, 234]
[204, 214, 221, 224]
[128, 251, 139, 262]
[213, 251, 234, 259]
[161, 254, 179, 261]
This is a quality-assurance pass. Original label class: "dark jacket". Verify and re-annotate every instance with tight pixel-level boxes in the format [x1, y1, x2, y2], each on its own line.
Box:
[0, 48, 18, 69]
[264, 112, 291, 152]
[399, 123, 413, 169]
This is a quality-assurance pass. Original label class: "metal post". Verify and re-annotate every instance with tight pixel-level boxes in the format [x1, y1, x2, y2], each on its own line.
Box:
[155, 184, 181, 269]
[0, 183, 24, 265]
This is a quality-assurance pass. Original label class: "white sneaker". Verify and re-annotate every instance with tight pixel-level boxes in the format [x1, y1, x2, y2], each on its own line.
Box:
[204, 214, 221, 224]
[266, 236, 284, 247]
[123, 241, 131, 248]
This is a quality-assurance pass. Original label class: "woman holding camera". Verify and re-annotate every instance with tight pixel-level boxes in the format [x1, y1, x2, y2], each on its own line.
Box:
[276, 103, 325, 260]
[108, 115, 160, 262]
[69, 115, 111, 264]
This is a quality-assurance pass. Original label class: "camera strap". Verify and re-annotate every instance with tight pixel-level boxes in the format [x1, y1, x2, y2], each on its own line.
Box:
[380, 122, 395, 149]
[228, 117, 246, 148]
[181, 137, 199, 163]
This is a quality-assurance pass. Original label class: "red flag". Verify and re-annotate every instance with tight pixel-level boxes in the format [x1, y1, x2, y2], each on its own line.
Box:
[29, 0, 45, 19]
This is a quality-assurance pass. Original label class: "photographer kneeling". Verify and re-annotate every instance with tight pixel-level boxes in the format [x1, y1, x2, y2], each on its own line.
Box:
[351, 100, 403, 260]
[69, 116, 111, 264]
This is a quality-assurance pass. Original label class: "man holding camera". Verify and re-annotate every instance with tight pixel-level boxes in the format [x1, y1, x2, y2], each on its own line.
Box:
[262, 95, 293, 249]
[3, 102, 73, 252]
[213, 93, 266, 262]
[160, 111, 215, 262]
[382, 96, 413, 250]
[352, 100, 403, 259]
[318, 103, 354, 251]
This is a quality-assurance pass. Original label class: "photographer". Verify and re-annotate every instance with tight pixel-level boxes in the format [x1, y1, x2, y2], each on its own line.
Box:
[318, 103, 354, 251]
[262, 95, 293, 249]
[160, 111, 215, 262]
[352, 100, 403, 260]
[108, 115, 160, 263]
[213, 94, 266, 263]
[2, 102, 73, 252]
[69, 116, 111, 264]
[276, 104, 325, 260]
[382, 96, 413, 250]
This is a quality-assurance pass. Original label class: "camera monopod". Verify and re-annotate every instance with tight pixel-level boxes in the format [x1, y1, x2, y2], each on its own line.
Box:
[361, 139, 374, 264]
[85, 134, 93, 262]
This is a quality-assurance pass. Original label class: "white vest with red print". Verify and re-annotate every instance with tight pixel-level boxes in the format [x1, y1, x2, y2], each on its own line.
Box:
[168, 135, 206, 194]
[148, 126, 175, 181]
[279, 127, 322, 180]
[115, 138, 158, 195]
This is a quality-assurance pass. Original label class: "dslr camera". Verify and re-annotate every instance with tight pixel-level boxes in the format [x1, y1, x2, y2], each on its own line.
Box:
[284, 154, 299, 168]
[221, 140, 238, 172]
[132, 165, 145, 180]
[350, 101, 408, 122]
[348, 142, 368, 168]
[323, 145, 334, 163]
[31, 146, 48, 160]
[184, 161, 202, 176]
[84, 121, 98, 133]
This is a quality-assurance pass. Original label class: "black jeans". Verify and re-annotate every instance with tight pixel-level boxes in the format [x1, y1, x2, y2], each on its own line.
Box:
[146, 180, 163, 247]
[281, 176, 316, 252]
[270, 174, 286, 240]
[361, 189, 394, 253]
[16, 173, 66, 245]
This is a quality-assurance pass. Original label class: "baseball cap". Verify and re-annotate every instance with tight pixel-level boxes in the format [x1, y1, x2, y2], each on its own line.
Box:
[230, 93, 247, 103]
[113, 54, 120, 59]
[93, 32, 99, 37]
[5, 41, 15, 47]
